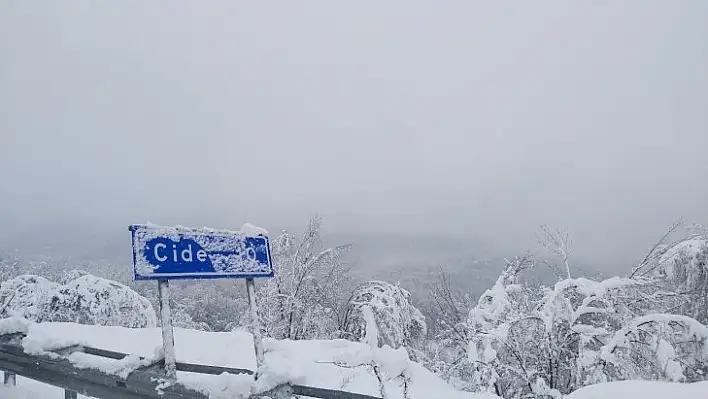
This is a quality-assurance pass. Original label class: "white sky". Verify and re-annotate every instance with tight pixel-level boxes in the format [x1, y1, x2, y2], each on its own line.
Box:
[1, 1, 707, 267]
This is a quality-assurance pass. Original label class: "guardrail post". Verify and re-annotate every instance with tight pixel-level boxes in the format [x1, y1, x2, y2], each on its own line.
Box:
[65, 389, 78, 399]
[3, 371, 16, 386]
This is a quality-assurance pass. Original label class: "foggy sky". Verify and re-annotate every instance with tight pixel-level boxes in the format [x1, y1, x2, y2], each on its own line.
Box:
[1, 2, 707, 268]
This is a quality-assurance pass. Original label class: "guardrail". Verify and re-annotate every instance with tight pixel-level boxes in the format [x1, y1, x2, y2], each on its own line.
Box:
[0, 332, 380, 399]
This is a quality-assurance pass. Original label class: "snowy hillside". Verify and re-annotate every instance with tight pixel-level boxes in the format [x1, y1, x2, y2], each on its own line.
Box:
[0, 318, 495, 399]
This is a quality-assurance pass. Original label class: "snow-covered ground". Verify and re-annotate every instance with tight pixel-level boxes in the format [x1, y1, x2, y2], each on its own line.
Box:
[1, 319, 496, 398]
[0, 376, 93, 399]
[565, 380, 708, 399]
[3, 319, 708, 398]
[4, 375, 708, 399]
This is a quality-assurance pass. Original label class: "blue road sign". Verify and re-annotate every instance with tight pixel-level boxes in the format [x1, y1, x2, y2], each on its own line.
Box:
[129, 224, 274, 280]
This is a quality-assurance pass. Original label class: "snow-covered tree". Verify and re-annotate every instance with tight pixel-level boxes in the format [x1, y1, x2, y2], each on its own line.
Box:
[0, 254, 22, 283]
[652, 238, 708, 323]
[40, 275, 157, 328]
[59, 269, 91, 284]
[170, 280, 247, 331]
[531, 276, 649, 392]
[629, 221, 708, 322]
[420, 222, 708, 397]
[426, 267, 474, 349]
[0, 254, 9, 284]
[422, 267, 476, 385]
[537, 225, 572, 279]
[599, 314, 708, 382]
[465, 254, 536, 397]
[171, 300, 213, 331]
[342, 280, 427, 351]
[256, 216, 352, 340]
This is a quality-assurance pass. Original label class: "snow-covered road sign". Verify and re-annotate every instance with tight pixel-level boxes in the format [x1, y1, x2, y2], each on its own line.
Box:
[129, 224, 274, 280]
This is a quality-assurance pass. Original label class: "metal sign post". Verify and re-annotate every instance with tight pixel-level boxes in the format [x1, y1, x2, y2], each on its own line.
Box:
[129, 224, 274, 381]
[245, 278, 264, 371]
[157, 279, 177, 379]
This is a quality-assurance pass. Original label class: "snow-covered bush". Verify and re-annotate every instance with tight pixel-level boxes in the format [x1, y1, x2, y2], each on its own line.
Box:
[342, 280, 427, 350]
[1, 274, 157, 328]
[40, 275, 157, 328]
[0, 275, 59, 320]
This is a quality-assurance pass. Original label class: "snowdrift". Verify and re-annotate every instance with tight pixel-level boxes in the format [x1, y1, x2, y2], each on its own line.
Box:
[1, 320, 496, 399]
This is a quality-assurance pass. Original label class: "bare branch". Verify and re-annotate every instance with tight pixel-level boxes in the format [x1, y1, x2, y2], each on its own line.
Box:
[630, 219, 683, 278]
[536, 225, 572, 279]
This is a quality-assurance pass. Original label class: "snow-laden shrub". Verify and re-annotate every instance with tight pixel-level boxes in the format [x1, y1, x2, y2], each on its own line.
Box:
[39, 275, 157, 328]
[1, 274, 157, 328]
[342, 280, 427, 350]
[0, 275, 59, 320]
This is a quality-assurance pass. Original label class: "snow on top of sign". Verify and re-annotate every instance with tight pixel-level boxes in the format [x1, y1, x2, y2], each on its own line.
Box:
[239, 223, 268, 237]
[136, 222, 268, 237]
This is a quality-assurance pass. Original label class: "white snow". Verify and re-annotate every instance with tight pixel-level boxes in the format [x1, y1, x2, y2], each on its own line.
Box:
[362, 306, 379, 347]
[659, 239, 707, 266]
[0, 376, 93, 399]
[657, 238, 708, 280]
[5, 321, 708, 399]
[2, 319, 493, 399]
[550, 277, 639, 299]
[0, 316, 29, 335]
[67, 351, 156, 379]
[565, 380, 708, 399]
[239, 223, 268, 237]
[139, 222, 268, 238]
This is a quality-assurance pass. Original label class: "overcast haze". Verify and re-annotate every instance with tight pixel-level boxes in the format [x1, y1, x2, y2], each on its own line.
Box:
[1, 2, 707, 269]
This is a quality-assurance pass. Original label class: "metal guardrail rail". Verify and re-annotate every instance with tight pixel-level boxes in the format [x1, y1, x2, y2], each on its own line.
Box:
[0, 332, 380, 399]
